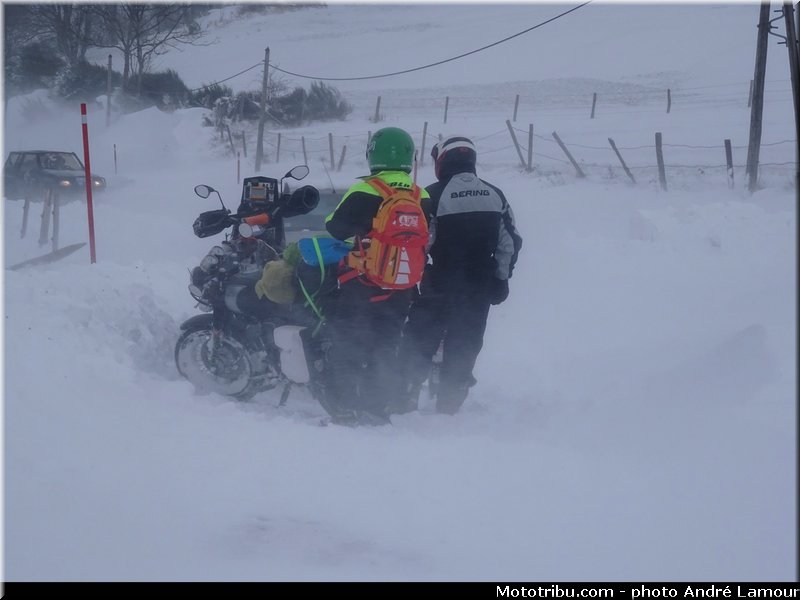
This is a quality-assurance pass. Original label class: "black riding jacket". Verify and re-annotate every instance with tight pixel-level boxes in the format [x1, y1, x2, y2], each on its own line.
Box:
[425, 171, 522, 293]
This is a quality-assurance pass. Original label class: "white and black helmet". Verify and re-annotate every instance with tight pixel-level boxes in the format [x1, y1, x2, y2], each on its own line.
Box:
[431, 136, 477, 180]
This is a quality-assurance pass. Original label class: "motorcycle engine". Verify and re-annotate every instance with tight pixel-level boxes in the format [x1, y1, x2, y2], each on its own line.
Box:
[189, 244, 235, 307]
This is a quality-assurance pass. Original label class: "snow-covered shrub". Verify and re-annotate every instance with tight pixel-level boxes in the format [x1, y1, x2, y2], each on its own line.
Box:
[138, 69, 190, 110]
[305, 81, 352, 122]
[53, 60, 120, 102]
[4, 41, 64, 95]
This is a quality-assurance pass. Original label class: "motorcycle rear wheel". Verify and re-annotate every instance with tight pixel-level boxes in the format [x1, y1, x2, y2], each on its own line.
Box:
[175, 326, 258, 400]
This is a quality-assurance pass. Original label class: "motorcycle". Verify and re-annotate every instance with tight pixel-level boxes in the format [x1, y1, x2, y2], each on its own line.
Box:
[174, 165, 333, 409]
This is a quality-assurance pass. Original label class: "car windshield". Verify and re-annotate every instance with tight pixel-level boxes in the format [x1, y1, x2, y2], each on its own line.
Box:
[41, 153, 82, 171]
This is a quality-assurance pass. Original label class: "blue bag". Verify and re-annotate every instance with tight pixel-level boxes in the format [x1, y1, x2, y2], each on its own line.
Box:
[297, 237, 351, 267]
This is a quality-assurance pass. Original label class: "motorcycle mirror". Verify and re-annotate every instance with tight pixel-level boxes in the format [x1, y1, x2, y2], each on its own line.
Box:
[285, 165, 309, 181]
[194, 184, 214, 199]
[237, 222, 254, 238]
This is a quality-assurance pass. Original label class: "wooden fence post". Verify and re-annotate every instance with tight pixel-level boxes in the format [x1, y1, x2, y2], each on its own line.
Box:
[373, 96, 381, 122]
[608, 138, 636, 183]
[301, 136, 308, 165]
[240, 132, 247, 158]
[444, 96, 449, 124]
[276, 133, 281, 163]
[106, 54, 112, 128]
[329, 133, 335, 168]
[724, 138, 734, 189]
[552, 131, 586, 178]
[39, 188, 53, 247]
[226, 125, 236, 156]
[505, 120, 527, 168]
[338, 145, 347, 172]
[51, 191, 60, 251]
[420, 121, 428, 167]
[21, 197, 31, 238]
[590, 92, 597, 119]
[237, 152, 241, 184]
[527, 124, 533, 172]
[513, 94, 520, 122]
[655, 132, 667, 191]
[113, 144, 118, 175]
[667, 89, 672, 114]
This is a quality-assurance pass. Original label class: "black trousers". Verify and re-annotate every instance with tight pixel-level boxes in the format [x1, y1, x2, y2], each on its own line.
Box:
[400, 289, 491, 414]
[323, 280, 415, 415]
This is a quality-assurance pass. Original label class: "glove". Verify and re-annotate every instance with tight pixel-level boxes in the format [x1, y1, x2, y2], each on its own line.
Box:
[489, 277, 509, 305]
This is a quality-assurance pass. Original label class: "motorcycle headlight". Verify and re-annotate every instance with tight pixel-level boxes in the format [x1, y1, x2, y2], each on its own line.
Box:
[58, 180, 72, 187]
[200, 254, 219, 272]
[188, 284, 203, 301]
[238, 223, 254, 238]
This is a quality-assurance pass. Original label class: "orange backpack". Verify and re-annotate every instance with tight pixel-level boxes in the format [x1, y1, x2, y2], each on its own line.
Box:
[340, 178, 428, 290]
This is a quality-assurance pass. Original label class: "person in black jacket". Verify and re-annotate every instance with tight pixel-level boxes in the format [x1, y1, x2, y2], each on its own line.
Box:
[394, 136, 522, 415]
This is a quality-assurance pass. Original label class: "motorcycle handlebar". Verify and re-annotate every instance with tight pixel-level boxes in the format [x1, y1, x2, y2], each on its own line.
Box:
[234, 185, 319, 222]
[193, 184, 320, 239]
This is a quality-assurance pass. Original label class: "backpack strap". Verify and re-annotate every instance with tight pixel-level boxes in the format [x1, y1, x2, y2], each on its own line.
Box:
[366, 177, 394, 199]
[337, 268, 361, 285]
[339, 231, 365, 285]
[369, 291, 393, 303]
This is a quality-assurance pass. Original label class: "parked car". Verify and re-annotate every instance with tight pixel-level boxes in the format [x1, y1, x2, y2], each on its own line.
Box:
[3, 150, 106, 199]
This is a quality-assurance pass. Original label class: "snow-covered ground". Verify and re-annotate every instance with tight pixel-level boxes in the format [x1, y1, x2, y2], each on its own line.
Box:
[3, 2, 797, 581]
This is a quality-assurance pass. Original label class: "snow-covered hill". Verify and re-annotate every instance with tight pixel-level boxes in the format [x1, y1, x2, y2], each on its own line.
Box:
[3, 2, 796, 581]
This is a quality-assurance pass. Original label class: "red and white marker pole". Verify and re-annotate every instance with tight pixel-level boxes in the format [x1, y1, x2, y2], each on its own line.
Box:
[81, 103, 97, 264]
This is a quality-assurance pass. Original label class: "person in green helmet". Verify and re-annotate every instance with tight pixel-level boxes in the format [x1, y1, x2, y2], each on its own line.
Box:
[321, 127, 433, 426]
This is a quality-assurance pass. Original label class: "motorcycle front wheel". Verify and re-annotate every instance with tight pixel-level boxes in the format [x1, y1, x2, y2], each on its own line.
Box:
[175, 326, 258, 400]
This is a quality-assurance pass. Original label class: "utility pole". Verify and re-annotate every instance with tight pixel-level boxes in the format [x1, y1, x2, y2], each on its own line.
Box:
[255, 47, 270, 172]
[745, 1, 771, 193]
[784, 1, 800, 188]
[106, 55, 113, 127]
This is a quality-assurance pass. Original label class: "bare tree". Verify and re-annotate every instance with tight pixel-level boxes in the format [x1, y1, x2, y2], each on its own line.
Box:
[90, 4, 203, 94]
[15, 4, 93, 66]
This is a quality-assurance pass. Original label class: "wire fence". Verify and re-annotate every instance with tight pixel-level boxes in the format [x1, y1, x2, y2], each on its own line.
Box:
[217, 120, 795, 192]
[205, 74, 795, 191]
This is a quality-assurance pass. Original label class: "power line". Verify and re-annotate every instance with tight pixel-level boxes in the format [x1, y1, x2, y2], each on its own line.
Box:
[188, 62, 264, 93]
[267, 1, 593, 82]
[180, 53, 788, 102]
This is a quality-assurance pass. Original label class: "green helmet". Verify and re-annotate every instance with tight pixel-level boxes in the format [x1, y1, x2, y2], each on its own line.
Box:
[366, 127, 415, 173]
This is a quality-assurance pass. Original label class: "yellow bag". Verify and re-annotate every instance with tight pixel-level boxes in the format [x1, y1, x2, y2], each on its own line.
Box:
[254, 259, 297, 304]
